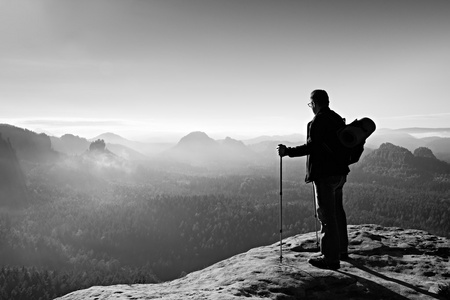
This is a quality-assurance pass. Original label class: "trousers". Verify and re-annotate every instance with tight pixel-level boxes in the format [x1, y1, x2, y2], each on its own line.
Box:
[313, 175, 348, 261]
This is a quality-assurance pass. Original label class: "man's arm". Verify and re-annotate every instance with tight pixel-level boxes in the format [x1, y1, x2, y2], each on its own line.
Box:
[282, 115, 327, 157]
[277, 140, 311, 157]
[286, 143, 310, 157]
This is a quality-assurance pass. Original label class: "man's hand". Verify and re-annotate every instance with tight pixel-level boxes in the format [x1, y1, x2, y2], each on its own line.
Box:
[277, 144, 288, 157]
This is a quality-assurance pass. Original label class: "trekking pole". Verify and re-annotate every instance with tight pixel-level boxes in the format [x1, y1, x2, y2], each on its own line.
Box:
[311, 183, 319, 250]
[279, 155, 283, 262]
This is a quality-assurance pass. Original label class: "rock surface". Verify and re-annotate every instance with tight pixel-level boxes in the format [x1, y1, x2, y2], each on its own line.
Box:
[56, 224, 450, 300]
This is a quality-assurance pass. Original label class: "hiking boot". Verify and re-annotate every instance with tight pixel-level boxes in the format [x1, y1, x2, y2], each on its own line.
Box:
[308, 256, 340, 270]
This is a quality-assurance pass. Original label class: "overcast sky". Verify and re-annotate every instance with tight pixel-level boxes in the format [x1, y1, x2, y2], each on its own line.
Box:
[1, 0, 449, 141]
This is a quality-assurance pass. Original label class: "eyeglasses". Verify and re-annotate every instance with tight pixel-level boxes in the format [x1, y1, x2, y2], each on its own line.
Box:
[307, 102, 314, 108]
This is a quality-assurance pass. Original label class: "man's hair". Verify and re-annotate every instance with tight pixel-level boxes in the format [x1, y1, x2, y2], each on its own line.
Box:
[311, 90, 329, 107]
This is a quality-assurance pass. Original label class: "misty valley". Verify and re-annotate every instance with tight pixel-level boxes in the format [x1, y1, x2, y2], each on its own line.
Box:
[1, 124, 450, 300]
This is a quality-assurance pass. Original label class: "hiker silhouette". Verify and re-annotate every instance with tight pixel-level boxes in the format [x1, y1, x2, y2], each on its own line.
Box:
[278, 89, 350, 270]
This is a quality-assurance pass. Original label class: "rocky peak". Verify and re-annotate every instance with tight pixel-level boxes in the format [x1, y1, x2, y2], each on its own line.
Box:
[56, 224, 450, 300]
[177, 131, 217, 147]
[371, 142, 415, 164]
[89, 139, 107, 152]
[358, 143, 450, 183]
[414, 147, 437, 159]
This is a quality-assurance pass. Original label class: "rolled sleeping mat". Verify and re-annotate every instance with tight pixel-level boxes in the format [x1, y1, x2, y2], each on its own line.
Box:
[338, 118, 376, 148]
[359, 117, 376, 135]
[339, 127, 365, 148]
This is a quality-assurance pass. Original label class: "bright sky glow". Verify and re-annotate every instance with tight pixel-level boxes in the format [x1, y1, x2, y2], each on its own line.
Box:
[1, 0, 449, 141]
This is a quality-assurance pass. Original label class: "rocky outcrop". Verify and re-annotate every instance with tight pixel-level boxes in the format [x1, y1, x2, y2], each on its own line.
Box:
[56, 224, 450, 299]
[414, 147, 436, 159]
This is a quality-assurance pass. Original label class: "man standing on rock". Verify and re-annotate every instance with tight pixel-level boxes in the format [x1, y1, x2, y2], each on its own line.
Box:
[278, 89, 350, 270]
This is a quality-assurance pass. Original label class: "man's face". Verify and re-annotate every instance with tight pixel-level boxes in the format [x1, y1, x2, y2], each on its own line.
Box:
[308, 99, 320, 115]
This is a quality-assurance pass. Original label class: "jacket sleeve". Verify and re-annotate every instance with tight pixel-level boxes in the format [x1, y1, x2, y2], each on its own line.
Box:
[287, 115, 326, 157]
[287, 143, 310, 157]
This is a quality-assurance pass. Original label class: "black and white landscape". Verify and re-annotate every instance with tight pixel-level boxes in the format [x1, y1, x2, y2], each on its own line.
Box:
[1, 0, 450, 299]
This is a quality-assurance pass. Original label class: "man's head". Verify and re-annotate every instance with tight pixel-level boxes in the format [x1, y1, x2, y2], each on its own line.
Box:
[310, 89, 329, 107]
[309, 89, 329, 114]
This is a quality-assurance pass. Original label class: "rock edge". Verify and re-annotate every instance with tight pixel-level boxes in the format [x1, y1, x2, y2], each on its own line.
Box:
[56, 224, 450, 300]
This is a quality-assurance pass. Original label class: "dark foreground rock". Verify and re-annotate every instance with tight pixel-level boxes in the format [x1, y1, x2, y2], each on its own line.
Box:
[56, 224, 450, 300]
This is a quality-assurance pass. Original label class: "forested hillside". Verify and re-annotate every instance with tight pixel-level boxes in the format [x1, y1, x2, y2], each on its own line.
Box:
[0, 127, 449, 300]
[0, 124, 59, 163]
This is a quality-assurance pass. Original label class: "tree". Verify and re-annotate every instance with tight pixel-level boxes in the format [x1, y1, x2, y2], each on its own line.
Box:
[89, 139, 106, 152]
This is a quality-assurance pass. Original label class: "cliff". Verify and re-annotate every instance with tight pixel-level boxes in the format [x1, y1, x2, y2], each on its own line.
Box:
[0, 134, 28, 207]
[56, 224, 449, 299]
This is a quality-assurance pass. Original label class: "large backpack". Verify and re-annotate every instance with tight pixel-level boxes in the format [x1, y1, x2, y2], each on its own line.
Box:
[324, 117, 376, 166]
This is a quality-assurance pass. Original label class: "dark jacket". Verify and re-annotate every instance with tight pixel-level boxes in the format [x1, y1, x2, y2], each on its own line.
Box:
[287, 107, 350, 183]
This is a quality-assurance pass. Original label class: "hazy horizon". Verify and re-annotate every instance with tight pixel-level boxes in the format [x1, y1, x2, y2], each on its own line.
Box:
[3, 121, 450, 145]
[1, 0, 449, 141]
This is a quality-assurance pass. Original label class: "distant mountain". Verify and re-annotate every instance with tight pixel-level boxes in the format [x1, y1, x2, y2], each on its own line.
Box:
[354, 142, 450, 185]
[51, 134, 90, 155]
[165, 132, 221, 167]
[90, 132, 131, 144]
[365, 128, 450, 163]
[0, 133, 28, 207]
[414, 147, 436, 159]
[31, 141, 131, 191]
[0, 124, 59, 163]
[176, 131, 218, 150]
[164, 131, 258, 169]
[51, 133, 148, 160]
